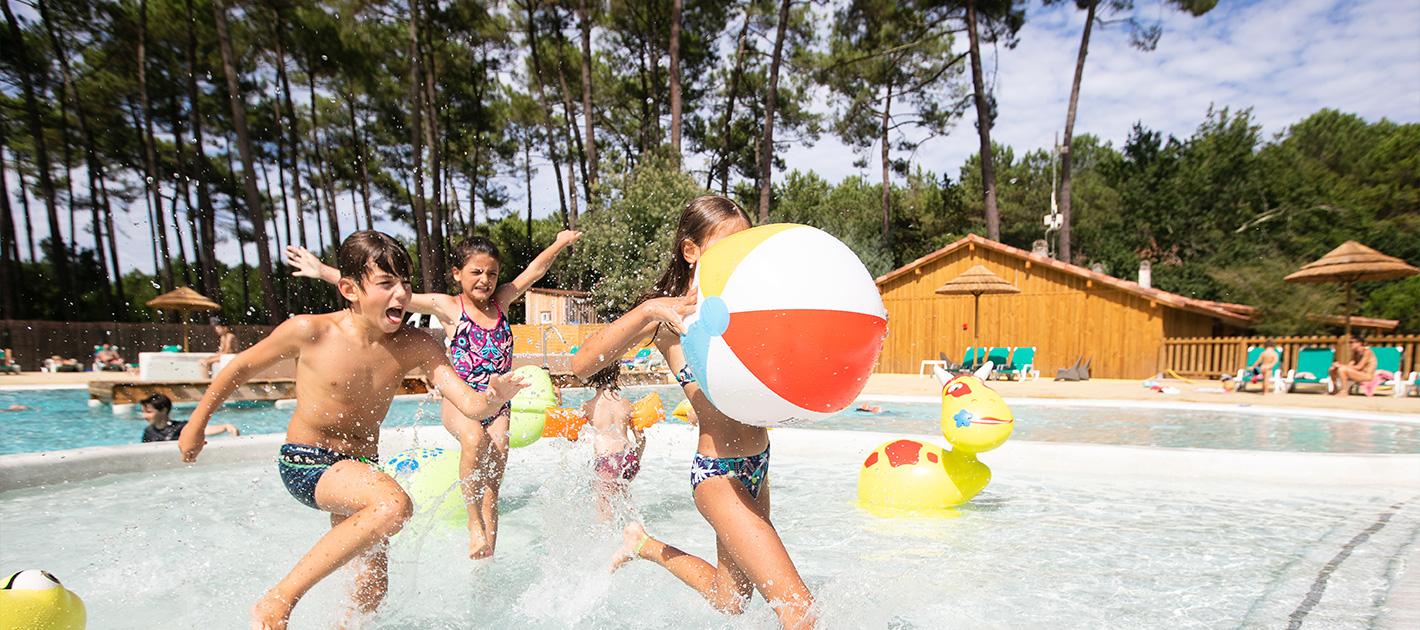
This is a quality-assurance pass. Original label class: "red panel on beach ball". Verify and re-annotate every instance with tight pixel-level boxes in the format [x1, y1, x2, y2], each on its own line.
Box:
[721, 309, 886, 412]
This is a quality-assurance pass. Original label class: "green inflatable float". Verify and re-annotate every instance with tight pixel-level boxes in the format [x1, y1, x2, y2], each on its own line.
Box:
[508, 365, 557, 448]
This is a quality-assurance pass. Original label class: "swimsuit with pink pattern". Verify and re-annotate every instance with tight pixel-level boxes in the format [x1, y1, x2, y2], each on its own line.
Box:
[448, 295, 513, 427]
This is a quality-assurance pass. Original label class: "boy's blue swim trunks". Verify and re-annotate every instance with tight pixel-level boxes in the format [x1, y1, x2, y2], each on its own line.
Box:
[277, 443, 377, 510]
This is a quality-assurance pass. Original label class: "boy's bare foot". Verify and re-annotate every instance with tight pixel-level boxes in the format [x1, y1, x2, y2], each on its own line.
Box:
[468, 526, 493, 560]
[250, 591, 293, 630]
[608, 522, 648, 573]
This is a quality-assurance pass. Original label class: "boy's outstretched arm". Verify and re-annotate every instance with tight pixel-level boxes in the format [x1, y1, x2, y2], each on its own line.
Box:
[286, 245, 456, 319]
[494, 230, 582, 312]
[178, 317, 309, 462]
[413, 333, 528, 419]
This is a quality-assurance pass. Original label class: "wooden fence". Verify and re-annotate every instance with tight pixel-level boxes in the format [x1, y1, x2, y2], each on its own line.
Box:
[1160, 334, 1420, 379]
[0, 320, 622, 371]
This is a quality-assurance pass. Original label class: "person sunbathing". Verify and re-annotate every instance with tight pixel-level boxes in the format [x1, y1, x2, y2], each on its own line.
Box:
[1328, 336, 1376, 396]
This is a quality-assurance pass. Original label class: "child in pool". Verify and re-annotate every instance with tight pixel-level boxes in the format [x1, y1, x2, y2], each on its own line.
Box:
[286, 229, 580, 559]
[181, 231, 526, 629]
[573, 195, 815, 628]
[580, 363, 646, 522]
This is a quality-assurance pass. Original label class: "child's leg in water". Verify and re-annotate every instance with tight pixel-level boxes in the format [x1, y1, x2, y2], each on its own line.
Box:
[442, 402, 493, 559]
[340, 521, 389, 628]
[476, 413, 512, 557]
[251, 461, 413, 630]
[611, 478, 815, 628]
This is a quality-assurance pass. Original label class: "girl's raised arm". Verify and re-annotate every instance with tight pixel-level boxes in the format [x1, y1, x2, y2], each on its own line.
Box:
[494, 230, 582, 312]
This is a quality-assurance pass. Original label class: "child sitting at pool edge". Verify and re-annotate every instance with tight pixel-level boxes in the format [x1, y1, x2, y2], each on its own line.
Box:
[178, 231, 526, 629]
[141, 393, 238, 443]
[581, 363, 646, 522]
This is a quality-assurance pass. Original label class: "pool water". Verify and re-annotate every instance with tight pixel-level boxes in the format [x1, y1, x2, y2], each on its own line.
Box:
[0, 428, 1414, 628]
[3, 387, 1419, 455]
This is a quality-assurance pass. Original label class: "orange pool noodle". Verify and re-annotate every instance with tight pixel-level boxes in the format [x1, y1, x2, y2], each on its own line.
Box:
[542, 393, 666, 439]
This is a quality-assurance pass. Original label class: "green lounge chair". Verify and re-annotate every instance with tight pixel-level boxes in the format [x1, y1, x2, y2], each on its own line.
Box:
[981, 347, 1010, 379]
[994, 346, 1037, 381]
[1234, 346, 1285, 392]
[1284, 347, 1334, 393]
[944, 347, 981, 372]
[1360, 347, 1403, 396]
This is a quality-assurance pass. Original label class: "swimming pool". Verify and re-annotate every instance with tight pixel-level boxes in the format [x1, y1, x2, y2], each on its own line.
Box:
[4, 386, 1419, 455]
[1, 427, 1416, 628]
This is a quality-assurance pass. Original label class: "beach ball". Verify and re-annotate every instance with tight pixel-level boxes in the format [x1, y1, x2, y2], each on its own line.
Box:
[940, 373, 1014, 453]
[681, 224, 887, 427]
[0, 570, 86, 630]
[508, 365, 557, 448]
[383, 447, 465, 524]
[858, 439, 988, 514]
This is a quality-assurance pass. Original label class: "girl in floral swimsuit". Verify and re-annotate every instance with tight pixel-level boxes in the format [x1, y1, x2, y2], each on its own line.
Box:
[572, 196, 815, 628]
[285, 230, 581, 559]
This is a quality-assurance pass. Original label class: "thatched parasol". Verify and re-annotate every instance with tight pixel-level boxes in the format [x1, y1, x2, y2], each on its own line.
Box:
[936, 265, 1021, 345]
[146, 287, 222, 351]
[1285, 241, 1417, 359]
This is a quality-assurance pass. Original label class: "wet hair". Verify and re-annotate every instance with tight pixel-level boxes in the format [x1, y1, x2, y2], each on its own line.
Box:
[141, 393, 173, 413]
[338, 231, 412, 289]
[451, 236, 502, 271]
[1263, 338, 1276, 348]
[585, 362, 621, 392]
[1349, 334, 1367, 345]
[637, 195, 752, 304]
[210, 316, 228, 327]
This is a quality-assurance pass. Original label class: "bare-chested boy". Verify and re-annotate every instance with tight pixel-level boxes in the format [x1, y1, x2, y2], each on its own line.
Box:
[178, 231, 526, 629]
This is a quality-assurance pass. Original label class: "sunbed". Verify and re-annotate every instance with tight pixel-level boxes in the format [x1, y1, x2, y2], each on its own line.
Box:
[994, 346, 1038, 381]
[1283, 347, 1334, 393]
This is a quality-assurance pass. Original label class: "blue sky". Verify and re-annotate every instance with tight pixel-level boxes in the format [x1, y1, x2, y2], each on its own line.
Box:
[7, 0, 1419, 274]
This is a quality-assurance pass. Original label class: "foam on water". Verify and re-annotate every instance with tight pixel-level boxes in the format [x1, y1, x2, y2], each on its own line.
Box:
[2, 426, 1417, 628]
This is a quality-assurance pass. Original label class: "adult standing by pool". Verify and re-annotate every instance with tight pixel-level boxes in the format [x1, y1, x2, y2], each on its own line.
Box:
[1329, 335, 1376, 396]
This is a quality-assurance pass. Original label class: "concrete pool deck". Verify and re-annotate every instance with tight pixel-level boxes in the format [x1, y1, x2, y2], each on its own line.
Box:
[5, 370, 1419, 416]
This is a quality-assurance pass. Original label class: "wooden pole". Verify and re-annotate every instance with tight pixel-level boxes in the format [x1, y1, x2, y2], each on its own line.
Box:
[974, 293, 981, 346]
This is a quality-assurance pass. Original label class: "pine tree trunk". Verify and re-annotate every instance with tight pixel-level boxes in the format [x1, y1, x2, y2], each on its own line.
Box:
[0, 136, 18, 319]
[668, 0, 683, 161]
[880, 83, 892, 245]
[185, 0, 220, 302]
[345, 89, 373, 230]
[407, 0, 434, 290]
[418, 22, 446, 287]
[16, 159, 35, 263]
[527, 0, 570, 225]
[40, 0, 115, 313]
[553, 31, 590, 210]
[137, 0, 174, 291]
[99, 175, 125, 310]
[577, 0, 598, 188]
[757, 0, 792, 222]
[169, 95, 195, 287]
[966, 0, 1000, 241]
[212, 0, 281, 323]
[3, 0, 70, 295]
[711, 6, 752, 194]
[271, 97, 294, 249]
[274, 9, 306, 249]
[524, 138, 533, 247]
[307, 62, 341, 254]
[1059, 0, 1096, 264]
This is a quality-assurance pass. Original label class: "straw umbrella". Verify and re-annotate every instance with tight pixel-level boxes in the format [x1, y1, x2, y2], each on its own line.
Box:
[1284, 241, 1417, 360]
[936, 265, 1021, 345]
[146, 287, 222, 351]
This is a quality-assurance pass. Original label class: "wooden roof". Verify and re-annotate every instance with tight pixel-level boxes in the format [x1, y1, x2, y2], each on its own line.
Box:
[877, 234, 1253, 327]
[1308, 314, 1399, 331]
